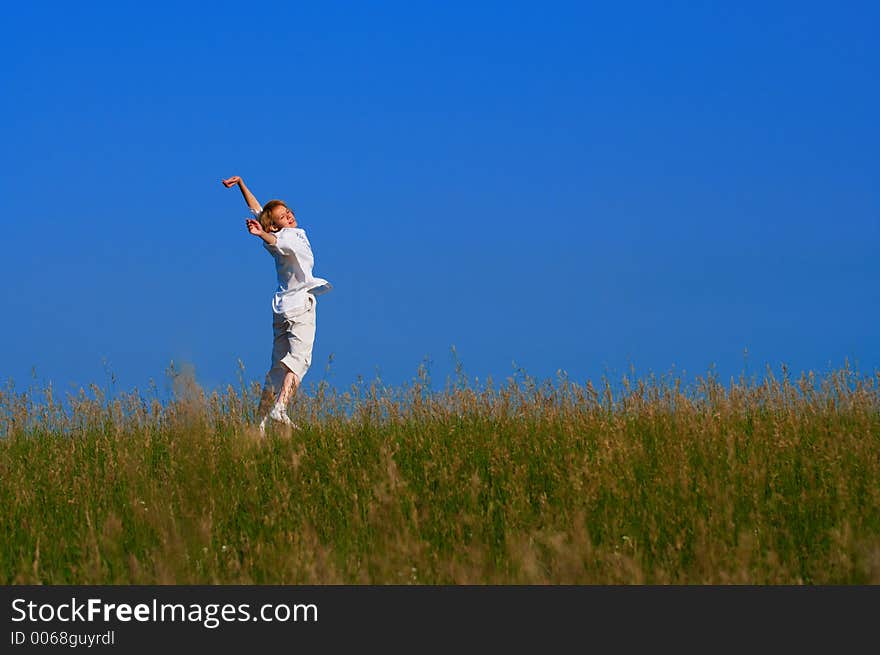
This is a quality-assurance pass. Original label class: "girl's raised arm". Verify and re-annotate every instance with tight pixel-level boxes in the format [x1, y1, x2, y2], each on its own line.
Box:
[222, 175, 262, 215]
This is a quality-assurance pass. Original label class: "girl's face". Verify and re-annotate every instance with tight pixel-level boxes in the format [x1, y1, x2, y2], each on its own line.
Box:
[270, 206, 297, 231]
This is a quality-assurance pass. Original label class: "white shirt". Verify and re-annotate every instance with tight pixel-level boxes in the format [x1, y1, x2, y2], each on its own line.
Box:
[262, 226, 332, 316]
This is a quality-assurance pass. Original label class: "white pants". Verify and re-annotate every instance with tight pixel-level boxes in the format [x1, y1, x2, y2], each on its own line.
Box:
[266, 294, 317, 394]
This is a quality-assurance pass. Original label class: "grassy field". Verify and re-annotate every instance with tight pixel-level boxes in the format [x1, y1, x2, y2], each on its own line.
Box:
[1, 362, 879, 584]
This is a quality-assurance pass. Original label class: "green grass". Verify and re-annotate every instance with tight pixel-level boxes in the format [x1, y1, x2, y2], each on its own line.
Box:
[1, 363, 879, 584]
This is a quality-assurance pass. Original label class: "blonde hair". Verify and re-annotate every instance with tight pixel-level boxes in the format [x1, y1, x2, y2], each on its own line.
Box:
[258, 200, 295, 232]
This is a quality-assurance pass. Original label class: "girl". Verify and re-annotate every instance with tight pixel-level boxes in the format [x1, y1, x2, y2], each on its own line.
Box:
[222, 175, 332, 432]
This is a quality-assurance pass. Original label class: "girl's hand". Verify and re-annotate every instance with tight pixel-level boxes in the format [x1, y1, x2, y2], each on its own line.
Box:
[222, 176, 242, 188]
[245, 218, 265, 236]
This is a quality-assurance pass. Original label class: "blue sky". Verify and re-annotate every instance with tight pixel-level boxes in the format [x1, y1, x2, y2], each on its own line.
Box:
[2, 1, 877, 397]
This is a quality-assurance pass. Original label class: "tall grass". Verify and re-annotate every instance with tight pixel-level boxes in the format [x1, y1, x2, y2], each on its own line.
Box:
[1, 362, 878, 584]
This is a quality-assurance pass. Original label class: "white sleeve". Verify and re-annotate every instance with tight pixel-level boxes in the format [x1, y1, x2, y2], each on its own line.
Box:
[262, 240, 282, 257]
[269, 229, 311, 259]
